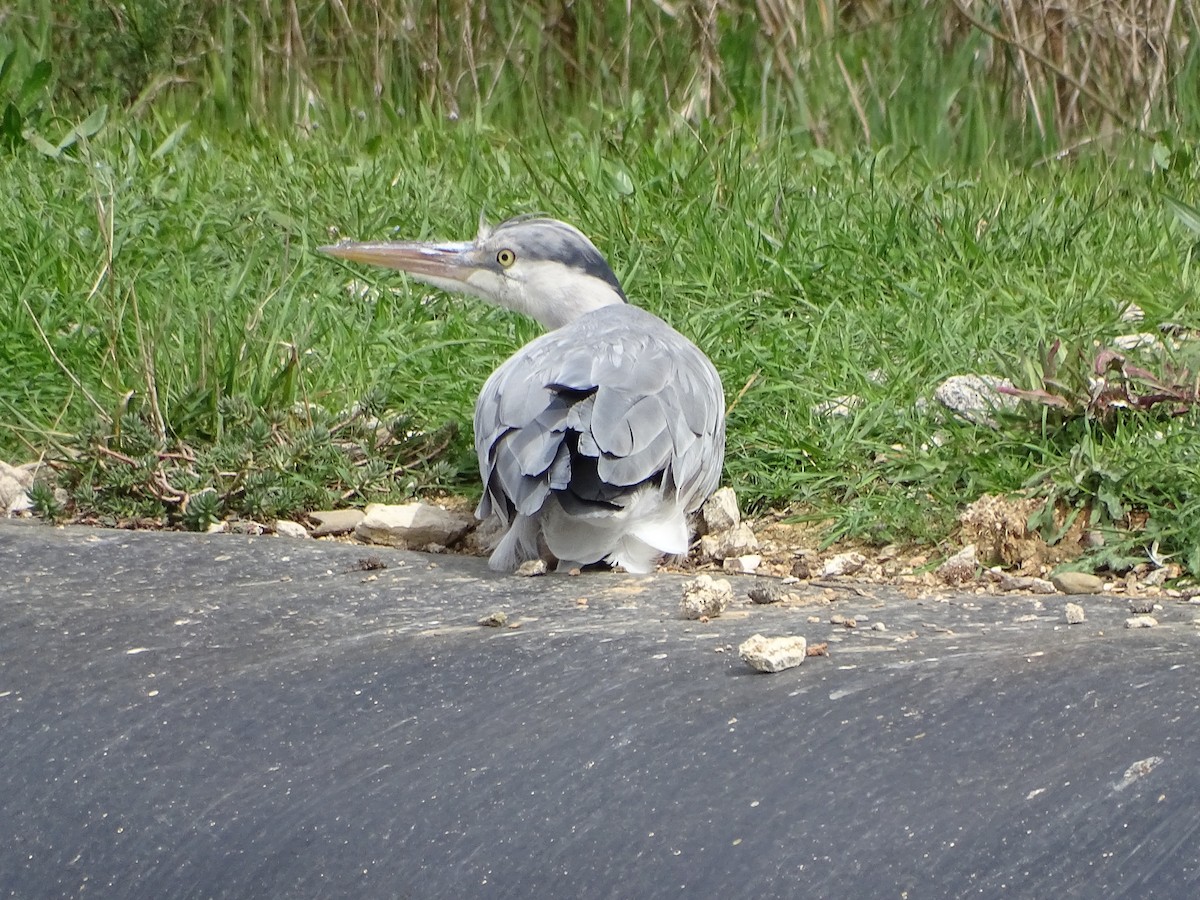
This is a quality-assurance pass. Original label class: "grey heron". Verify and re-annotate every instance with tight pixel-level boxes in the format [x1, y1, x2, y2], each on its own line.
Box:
[321, 216, 725, 573]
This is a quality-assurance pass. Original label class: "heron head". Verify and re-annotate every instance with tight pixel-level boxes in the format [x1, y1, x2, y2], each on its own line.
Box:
[320, 215, 627, 330]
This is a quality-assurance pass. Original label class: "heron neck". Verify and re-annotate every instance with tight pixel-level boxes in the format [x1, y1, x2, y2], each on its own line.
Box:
[517, 272, 627, 330]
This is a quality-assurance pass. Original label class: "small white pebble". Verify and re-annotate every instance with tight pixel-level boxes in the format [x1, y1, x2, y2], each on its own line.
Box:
[1125, 615, 1158, 629]
[1064, 603, 1086, 625]
[515, 559, 548, 577]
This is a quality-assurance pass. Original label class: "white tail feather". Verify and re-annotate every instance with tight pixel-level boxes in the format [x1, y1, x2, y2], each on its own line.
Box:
[488, 515, 541, 572]
[540, 489, 687, 574]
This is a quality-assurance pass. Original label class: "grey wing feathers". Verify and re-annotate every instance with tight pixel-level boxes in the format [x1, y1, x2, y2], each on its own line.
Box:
[474, 305, 724, 526]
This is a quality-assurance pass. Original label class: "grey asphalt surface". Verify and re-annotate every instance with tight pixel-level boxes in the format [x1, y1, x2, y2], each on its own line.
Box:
[2, 519, 1199, 898]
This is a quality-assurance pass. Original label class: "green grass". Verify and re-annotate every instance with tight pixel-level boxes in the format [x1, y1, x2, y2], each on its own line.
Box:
[3, 112, 1200, 574]
[7, 1, 1199, 166]
[3, 1, 1200, 574]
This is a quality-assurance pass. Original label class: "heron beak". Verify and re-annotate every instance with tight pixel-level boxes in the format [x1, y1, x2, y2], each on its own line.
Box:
[318, 240, 478, 283]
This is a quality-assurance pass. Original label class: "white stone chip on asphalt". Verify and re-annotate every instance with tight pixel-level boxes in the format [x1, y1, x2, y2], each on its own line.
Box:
[680, 574, 734, 620]
[739, 634, 808, 673]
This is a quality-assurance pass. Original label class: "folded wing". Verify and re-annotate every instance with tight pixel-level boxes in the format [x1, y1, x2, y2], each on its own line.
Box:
[474, 304, 724, 571]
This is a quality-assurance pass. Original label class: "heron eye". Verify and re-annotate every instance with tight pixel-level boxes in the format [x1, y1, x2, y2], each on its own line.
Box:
[497, 248, 516, 268]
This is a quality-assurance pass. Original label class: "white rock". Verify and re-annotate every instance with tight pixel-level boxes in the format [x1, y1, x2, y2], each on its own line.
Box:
[515, 559, 548, 577]
[937, 544, 977, 585]
[1125, 615, 1158, 629]
[933, 374, 1019, 427]
[699, 523, 759, 561]
[355, 502, 473, 549]
[723, 554, 762, 575]
[274, 520, 310, 539]
[820, 551, 866, 578]
[680, 574, 734, 620]
[739, 634, 808, 673]
[701, 487, 741, 534]
[1112, 333, 1161, 351]
[1064, 602, 1086, 624]
[0, 461, 38, 516]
